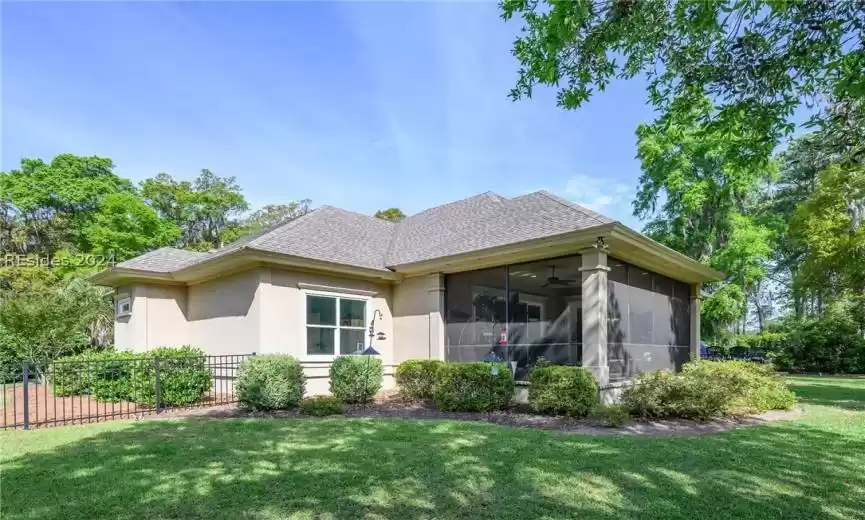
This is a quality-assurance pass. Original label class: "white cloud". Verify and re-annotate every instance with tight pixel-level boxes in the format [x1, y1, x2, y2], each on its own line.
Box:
[562, 175, 641, 229]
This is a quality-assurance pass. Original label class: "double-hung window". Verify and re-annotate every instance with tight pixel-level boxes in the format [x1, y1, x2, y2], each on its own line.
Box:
[306, 294, 368, 356]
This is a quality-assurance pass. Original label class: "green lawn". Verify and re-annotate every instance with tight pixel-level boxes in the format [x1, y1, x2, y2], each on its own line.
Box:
[2, 377, 864, 520]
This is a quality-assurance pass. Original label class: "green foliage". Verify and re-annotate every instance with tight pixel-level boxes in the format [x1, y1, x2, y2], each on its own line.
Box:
[373, 208, 406, 222]
[85, 192, 180, 261]
[592, 404, 630, 428]
[236, 354, 306, 411]
[622, 361, 796, 420]
[140, 170, 249, 250]
[329, 356, 383, 404]
[51, 347, 212, 405]
[501, 1, 862, 166]
[1, 154, 135, 256]
[130, 346, 212, 406]
[298, 395, 345, 416]
[528, 365, 597, 417]
[395, 359, 444, 401]
[432, 362, 514, 412]
[223, 201, 311, 242]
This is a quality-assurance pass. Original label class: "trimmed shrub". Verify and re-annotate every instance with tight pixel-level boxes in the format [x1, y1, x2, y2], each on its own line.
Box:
[528, 365, 597, 417]
[593, 404, 630, 427]
[236, 354, 306, 410]
[90, 352, 138, 402]
[395, 359, 444, 400]
[329, 355, 383, 404]
[299, 395, 345, 416]
[622, 360, 796, 420]
[52, 350, 137, 400]
[130, 346, 212, 406]
[433, 362, 514, 412]
[52, 351, 101, 396]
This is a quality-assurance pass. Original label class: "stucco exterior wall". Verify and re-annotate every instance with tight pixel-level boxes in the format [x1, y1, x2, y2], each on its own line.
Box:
[114, 284, 188, 352]
[392, 274, 444, 363]
[262, 268, 396, 394]
[187, 268, 264, 356]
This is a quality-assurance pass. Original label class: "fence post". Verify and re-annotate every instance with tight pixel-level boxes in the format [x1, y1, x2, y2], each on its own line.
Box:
[22, 362, 29, 430]
[154, 357, 161, 414]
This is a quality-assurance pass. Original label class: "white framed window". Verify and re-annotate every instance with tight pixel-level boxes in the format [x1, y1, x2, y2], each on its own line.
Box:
[116, 296, 131, 317]
[304, 293, 368, 357]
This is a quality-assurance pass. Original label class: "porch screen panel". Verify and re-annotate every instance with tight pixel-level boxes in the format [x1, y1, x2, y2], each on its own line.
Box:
[506, 255, 582, 380]
[606, 257, 692, 379]
[444, 266, 508, 364]
[444, 254, 583, 380]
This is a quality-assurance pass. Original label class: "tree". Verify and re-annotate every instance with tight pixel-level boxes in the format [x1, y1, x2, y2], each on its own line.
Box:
[221, 201, 312, 243]
[85, 192, 181, 261]
[0, 154, 135, 256]
[374, 208, 406, 222]
[141, 169, 249, 250]
[0, 277, 112, 372]
[791, 163, 865, 297]
[501, 0, 864, 165]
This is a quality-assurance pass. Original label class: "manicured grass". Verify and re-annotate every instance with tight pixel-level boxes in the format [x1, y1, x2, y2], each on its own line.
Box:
[2, 377, 864, 520]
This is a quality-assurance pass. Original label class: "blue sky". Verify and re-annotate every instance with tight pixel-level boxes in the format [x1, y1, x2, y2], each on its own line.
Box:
[2, 1, 660, 229]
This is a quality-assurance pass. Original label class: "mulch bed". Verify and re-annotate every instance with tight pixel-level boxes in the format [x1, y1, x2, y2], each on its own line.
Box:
[157, 390, 804, 437]
[2, 383, 234, 429]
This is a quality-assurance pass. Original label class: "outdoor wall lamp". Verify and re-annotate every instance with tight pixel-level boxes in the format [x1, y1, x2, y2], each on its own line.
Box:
[363, 309, 385, 355]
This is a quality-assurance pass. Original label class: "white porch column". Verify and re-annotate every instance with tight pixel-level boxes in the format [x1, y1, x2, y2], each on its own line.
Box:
[580, 250, 610, 386]
[426, 273, 446, 361]
[690, 283, 702, 361]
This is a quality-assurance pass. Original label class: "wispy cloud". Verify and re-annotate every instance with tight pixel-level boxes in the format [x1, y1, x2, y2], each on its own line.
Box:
[564, 175, 641, 228]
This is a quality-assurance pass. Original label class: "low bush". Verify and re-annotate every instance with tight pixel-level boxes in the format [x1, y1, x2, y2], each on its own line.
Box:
[299, 395, 345, 416]
[90, 352, 138, 402]
[433, 362, 514, 412]
[52, 351, 101, 396]
[528, 365, 597, 417]
[329, 355, 383, 404]
[130, 346, 212, 406]
[622, 360, 796, 420]
[52, 350, 137, 400]
[236, 354, 305, 410]
[592, 404, 630, 427]
[395, 359, 444, 401]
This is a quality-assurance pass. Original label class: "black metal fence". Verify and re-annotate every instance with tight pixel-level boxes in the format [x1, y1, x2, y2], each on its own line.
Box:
[1, 354, 253, 430]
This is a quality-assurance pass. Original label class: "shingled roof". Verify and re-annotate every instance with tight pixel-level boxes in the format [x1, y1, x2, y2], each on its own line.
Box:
[114, 191, 614, 274]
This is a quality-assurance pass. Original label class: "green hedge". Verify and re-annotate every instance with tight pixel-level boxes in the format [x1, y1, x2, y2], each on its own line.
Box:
[52, 346, 212, 406]
[329, 355, 383, 404]
[395, 359, 444, 401]
[236, 354, 305, 410]
[299, 395, 345, 416]
[528, 365, 597, 417]
[622, 360, 796, 420]
[433, 362, 514, 412]
[128, 346, 212, 406]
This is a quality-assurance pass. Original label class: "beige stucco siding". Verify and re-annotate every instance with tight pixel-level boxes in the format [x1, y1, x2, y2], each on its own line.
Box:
[261, 268, 396, 393]
[392, 274, 442, 363]
[114, 284, 188, 352]
[187, 269, 264, 356]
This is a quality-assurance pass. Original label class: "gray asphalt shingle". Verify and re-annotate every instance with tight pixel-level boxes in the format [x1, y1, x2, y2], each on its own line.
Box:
[116, 248, 210, 272]
[116, 191, 614, 274]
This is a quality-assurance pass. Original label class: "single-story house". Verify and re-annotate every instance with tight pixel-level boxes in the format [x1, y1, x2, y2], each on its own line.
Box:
[92, 190, 722, 394]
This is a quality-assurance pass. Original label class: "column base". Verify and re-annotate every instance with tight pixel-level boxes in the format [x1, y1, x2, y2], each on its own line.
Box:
[584, 364, 610, 387]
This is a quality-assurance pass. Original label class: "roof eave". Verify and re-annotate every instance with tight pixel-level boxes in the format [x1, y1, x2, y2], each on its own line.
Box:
[91, 247, 402, 287]
[388, 225, 616, 276]
[606, 224, 724, 283]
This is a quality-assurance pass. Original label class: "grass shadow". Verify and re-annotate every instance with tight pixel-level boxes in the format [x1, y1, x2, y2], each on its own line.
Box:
[2, 411, 864, 520]
[787, 376, 865, 411]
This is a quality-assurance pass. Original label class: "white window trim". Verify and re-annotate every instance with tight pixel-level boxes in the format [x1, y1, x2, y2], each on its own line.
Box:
[116, 296, 132, 318]
[302, 289, 371, 361]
